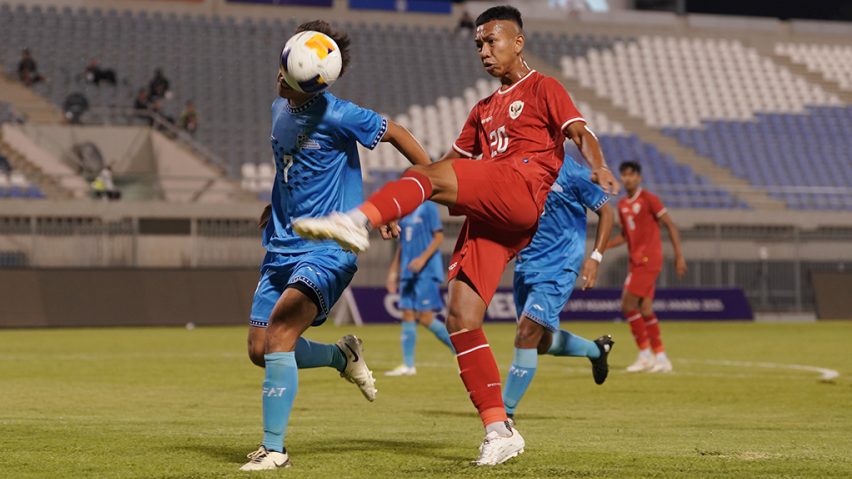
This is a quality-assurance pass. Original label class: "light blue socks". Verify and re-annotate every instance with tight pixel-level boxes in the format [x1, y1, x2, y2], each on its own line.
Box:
[502, 348, 538, 416]
[427, 319, 454, 352]
[294, 337, 346, 372]
[547, 330, 601, 358]
[401, 321, 417, 368]
[262, 352, 298, 453]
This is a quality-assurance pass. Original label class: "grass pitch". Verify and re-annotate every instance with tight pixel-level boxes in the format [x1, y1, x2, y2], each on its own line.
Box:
[1, 321, 851, 478]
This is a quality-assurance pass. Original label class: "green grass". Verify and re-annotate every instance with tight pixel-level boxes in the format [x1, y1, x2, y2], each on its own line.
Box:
[1, 322, 851, 478]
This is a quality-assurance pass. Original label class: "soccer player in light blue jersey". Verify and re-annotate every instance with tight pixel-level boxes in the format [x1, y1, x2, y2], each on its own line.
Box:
[384, 201, 454, 376]
[241, 21, 432, 471]
[503, 154, 615, 421]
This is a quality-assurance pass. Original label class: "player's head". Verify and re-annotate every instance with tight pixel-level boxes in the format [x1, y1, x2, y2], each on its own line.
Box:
[474, 6, 525, 78]
[619, 161, 642, 192]
[277, 20, 351, 99]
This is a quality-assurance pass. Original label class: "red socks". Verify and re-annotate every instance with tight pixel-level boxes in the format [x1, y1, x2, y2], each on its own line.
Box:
[626, 310, 650, 350]
[360, 170, 433, 227]
[643, 313, 664, 353]
[450, 328, 507, 428]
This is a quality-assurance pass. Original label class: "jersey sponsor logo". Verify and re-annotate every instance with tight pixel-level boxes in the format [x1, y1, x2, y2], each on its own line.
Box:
[621, 207, 629, 213]
[508, 100, 524, 120]
[481, 116, 493, 125]
[531, 304, 544, 311]
[448, 262, 458, 271]
[297, 133, 321, 150]
[551, 183, 564, 193]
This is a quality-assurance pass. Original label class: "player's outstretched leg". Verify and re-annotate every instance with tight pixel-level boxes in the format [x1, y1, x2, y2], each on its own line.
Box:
[386, 319, 417, 376]
[293, 166, 443, 252]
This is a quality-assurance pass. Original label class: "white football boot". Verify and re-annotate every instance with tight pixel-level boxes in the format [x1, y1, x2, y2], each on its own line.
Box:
[384, 365, 417, 376]
[626, 353, 656, 373]
[239, 446, 291, 471]
[474, 427, 525, 466]
[292, 212, 370, 253]
[337, 335, 377, 401]
[649, 356, 673, 373]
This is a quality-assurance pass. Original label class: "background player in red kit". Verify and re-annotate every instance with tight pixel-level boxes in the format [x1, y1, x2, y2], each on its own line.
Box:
[294, 6, 618, 465]
[606, 161, 686, 373]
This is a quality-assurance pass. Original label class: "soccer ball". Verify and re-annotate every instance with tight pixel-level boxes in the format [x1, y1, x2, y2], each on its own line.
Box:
[280, 30, 342, 94]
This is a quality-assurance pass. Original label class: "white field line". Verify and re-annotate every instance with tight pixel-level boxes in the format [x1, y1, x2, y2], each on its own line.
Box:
[679, 358, 840, 382]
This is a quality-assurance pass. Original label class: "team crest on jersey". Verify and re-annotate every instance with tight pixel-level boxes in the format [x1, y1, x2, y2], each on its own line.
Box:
[632, 203, 641, 214]
[297, 133, 321, 150]
[508, 100, 524, 120]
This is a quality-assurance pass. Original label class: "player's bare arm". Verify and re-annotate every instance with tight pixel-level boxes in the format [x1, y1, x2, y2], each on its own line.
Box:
[580, 202, 614, 290]
[659, 213, 687, 278]
[381, 121, 431, 167]
[408, 229, 444, 273]
[386, 245, 401, 293]
[565, 122, 619, 195]
[605, 227, 626, 250]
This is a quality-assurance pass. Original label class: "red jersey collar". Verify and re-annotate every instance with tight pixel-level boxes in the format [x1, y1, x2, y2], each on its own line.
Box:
[497, 69, 537, 95]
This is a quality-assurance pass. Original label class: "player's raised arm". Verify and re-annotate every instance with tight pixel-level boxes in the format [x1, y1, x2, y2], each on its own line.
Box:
[381, 121, 432, 167]
[564, 122, 618, 195]
[659, 212, 687, 278]
[581, 201, 614, 290]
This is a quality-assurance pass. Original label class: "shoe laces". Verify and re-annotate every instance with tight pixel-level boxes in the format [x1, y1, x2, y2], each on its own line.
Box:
[246, 446, 267, 462]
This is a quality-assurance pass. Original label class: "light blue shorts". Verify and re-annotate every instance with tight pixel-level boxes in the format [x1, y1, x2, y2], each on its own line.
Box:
[250, 248, 357, 328]
[398, 275, 443, 312]
[513, 269, 578, 332]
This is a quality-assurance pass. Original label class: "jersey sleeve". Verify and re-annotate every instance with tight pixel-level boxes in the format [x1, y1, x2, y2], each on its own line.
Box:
[575, 174, 609, 212]
[540, 77, 585, 133]
[338, 102, 388, 150]
[452, 104, 482, 158]
[645, 192, 667, 219]
[426, 202, 442, 232]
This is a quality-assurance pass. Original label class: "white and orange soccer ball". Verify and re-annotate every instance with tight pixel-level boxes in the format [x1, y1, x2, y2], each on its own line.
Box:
[279, 30, 342, 94]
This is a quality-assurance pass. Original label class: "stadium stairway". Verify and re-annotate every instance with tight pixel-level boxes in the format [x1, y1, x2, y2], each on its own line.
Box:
[0, 72, 61, 124]
[524, 52, 786, 210]
[749, 41, 852, 105]
[0, 129, 71, 199]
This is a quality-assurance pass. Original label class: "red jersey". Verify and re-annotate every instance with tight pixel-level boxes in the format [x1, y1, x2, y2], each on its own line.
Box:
[617, 188, 667, 269]
[452, 70, 585, 206]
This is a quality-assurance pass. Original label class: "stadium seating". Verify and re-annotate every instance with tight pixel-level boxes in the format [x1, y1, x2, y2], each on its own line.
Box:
[546, 34, 849, 209]
[776, 43, 852, 91]
[1, 5, 848, 209]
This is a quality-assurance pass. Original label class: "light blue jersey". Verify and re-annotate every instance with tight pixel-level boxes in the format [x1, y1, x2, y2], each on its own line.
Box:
[515, 156, 609, 275]
[264, 92, 387, 253]
[399, 201, 444, 282]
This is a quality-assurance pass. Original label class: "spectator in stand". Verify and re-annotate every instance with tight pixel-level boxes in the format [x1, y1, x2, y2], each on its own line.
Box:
[133, 88, 152, 125]
[92, 166, 120, 201]
[84, 58, 117, 86]
[179, 100, 198, 135]
[148, 68, 171, 100]
[18, 49, 45, 86]
[456, 11, 474, 34]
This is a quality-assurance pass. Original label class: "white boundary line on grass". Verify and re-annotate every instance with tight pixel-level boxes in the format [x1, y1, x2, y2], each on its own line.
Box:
[680, 359, 840, 382]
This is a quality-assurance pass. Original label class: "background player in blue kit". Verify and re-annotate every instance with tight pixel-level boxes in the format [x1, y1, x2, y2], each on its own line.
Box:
[241, 21, 432, 471]
[384, 201, 454, 376]
[502, 155, 616, 420]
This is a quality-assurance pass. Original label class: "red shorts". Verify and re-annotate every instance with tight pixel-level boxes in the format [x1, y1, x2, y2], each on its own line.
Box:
[447, 159, 544, 304]
[624, 265, 661, 299]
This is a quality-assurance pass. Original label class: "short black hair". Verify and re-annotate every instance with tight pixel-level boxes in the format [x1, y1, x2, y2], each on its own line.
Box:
[475, 5, 523, 30]
[619, 161, 641, 174]
[295, 20, 351, 77]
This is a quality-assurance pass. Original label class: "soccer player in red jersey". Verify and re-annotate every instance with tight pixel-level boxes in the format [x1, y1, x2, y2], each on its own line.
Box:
[294, 6, 617, 464]
[606, 161, 686, 373]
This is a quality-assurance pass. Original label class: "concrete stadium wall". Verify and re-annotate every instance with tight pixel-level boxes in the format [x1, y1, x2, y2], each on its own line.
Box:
[812, 272, 852, 320]
[0, 268, 259, 328]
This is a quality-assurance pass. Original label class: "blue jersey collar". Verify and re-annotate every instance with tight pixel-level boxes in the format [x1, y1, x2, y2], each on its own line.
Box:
[286, 93, 322, 114]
